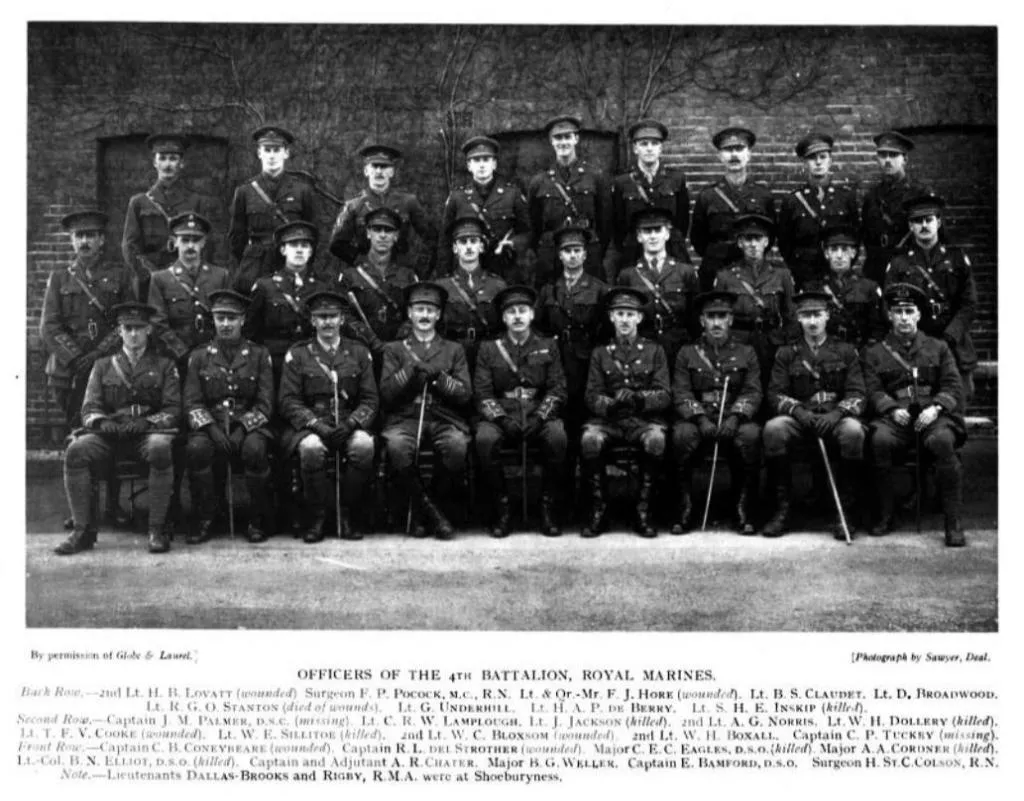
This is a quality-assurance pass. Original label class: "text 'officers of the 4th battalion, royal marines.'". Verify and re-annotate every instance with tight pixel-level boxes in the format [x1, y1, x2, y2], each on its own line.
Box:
[863, 283, 967, 546]
[671, 291, 763, 535]
[474, 285, 568, 538]
[184, 290, 275, 545]
[57, 302, 180, 556]
[581, 287, 671, 539]
[380, 282, 472, 540]
[278, 291, 378, 543]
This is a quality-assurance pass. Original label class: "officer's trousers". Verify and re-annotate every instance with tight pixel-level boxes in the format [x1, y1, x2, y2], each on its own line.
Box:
[474, 420, 568, 468]
[580, 417, 667, 460]
[671, 420, 762, 466]
[762, 415, 865, 461]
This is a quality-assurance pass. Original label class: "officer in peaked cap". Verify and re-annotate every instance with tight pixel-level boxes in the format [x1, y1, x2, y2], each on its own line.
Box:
[359, 143, 403, 166]
[778, 132, 859, 289]
[691, 126, 776, 292]
[252, 125, 296, 147]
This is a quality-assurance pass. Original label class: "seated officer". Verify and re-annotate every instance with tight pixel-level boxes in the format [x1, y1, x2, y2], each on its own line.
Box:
[805, 224, 886, 350]
[580, 287, 671, 538]
[862, 283, 966, 546]
[380, 283, 472, 540]
[338, 206, 420, 360]
[671, 291, 762, 535]
[474, 286, 568, 538]
[617, 206, 700, 364]
[278, 291, 378, 542]
[183, 290, 275, 544]
[436, 216, 507, 373]
[763, 291, 867, 538]
[57, 302, 180, 555]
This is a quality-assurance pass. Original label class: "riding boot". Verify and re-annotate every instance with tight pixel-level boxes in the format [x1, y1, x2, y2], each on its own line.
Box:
[186, 467, 217, 544]
[147, 465, 174, 552]
[56, 462, 96, 556]
[245, 468, 272, 543]
[580, 457, 607, 539]
[936, 458, 966, 547]
[733, 460, 759, 536]
[761, 458, 792, 538]
[634, 458, 659, 538]
[301, 467, 329, 543]
[870, 464, 895, 537]
[670, 461, 694, 535]
[104, 471, 130, 528]
[483, 464, 511, 538]
[539, 468, 561, 537]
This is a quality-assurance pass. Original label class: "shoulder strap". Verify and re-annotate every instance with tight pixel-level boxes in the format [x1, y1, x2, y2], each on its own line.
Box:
[250, 180, 291, 225]
[355, 266, 400, 309]
[736, 276, 767, 309]
[713, 185, 740, 213]
[550, 173, 582, 218]
[68, 267, 106, 313]
[402, 339, 425, 365]
[109, 353, 134, 391]
[910, 261, 947, 301]
[170, 271, 211, 313]
[629, 172, 652, 205]
[493, 339, 518, 373]
[694, 346, 720, 376]
[145, 190, 172, 223]
[447, 279, 488, 325]
[794, 191, 819, 220]
[800, 357, 821, 381]
[881, 341, 914, 373]
[633, 268, 673, 314]
[822, 282, 845, 312]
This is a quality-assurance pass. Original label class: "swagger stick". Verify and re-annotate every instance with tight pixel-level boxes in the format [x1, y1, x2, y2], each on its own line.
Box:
[701, 377, 730, 531]
[331, 370, 343, 540]
[222, 403, 235, 539]
[818, 437, 851, 544]
[912, 366, 923, 533]
[406, 383, 429, 535]
[520, 395, 528, 524]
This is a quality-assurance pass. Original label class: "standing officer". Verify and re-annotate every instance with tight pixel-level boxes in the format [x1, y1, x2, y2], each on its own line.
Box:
[474, 286, 568, 538]
[329, 144, 435, 272]
[713, 213, 796, 381]
[607, 118, 691, 279]
[670, 291, 762, 535]
[228, 125, 317, 294]
[338, 207, 420, 361]
[122, 133, 216, 300]
[861, 130, 930, 284]
[244, 220, 332, 384]
[762, 292, 867, 538]
[436, 216, 507, 373]
[883, 192, 978, 402]
[863, 284, 966, 546]
[183, 290, 275, 545]
[580, 287, 671, 538]
[805, 223, 886, 349]
[56, 302, 180, 555]
[777, 133, 859, 289]
[436, 135, 532, 284]
[616, 207, 700, 364]
[148, 212, 231, 363]
[380, 282, 472, 540]
[278, 291, 378, 542]
[527, 115, 611, 286]
[690, 127, 776, 292]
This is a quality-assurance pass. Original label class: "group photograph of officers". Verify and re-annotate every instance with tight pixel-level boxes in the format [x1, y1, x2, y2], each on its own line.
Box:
[40, 114, 979, 558]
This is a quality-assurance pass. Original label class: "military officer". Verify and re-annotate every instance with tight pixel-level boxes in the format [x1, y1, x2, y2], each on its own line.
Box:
[713, 213, 796, 381]
[244, 220, 333, 384]
[863, 283, 966, 546]
[474, 286, 568, 538]
[228, 125, 317, 294]
[690, 127, 776, 292]
[580, 287, 671, 538]
[329, 144, 435, 273]
[777, 133, 860, 289]
[56, 302, 180, 555]
[883, 192, 978, 402]
[278, 291, 378, 542]
[183, 290, 275, 544]
[860, 130, 931, 284]
[762, 292, 867, 538]
[607, 118, 691, 279]
[338, 207, 420, 360]
[436, 135, 532, 284]
[616, 207, 700, 364]
[670, 291, 762, 535]
[436, 216, 507, 373]
[148, 211, 231, 364]
[122, 133, 217, 300]
[379, 282, 472, 540]
[527, 115, 611, 286]
[805, 223, 886, 349]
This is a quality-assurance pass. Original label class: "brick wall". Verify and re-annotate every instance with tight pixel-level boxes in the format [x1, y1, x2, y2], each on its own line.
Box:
[26, 24, 998, 444]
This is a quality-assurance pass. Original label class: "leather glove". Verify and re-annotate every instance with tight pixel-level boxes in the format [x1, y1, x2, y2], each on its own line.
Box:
[613, 388, 634, 410]
[121, 418, 151, 435]
[228, 424, 246, 453]
[717, 414, 740, 441]
[326, 421, 354, 450]
[420, 363, 442, 382]
[631, 392, 645, 412]
[499, 416, 522, 439]
[697, 416, 717, 440]
[522, 415, 544, 438]
[97, 419, 122, 436]
[815, 410, 843, 437]
[792, 407, 815, 427]
[208, 424, 232, 455]
[309, 420, 335, 441]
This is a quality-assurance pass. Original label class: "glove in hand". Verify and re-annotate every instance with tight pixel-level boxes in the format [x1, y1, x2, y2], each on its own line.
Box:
[717, 414, 739, 441]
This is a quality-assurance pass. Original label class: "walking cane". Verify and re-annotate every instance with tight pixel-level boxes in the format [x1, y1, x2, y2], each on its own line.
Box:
[701, 377, 730, 531]
[520, 395, 528, 524]
[912, 367, 923, 533]
[330, 371, 343, 540]
[817, 437, 851, 544]
[222, 403, 235, 539]
[406, 383, 429, 534]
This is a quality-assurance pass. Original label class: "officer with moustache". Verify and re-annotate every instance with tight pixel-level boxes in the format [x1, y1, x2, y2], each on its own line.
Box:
[580, 287, 671, 538]
[474, 286, 568, 538]
[670, 291, 762, 535]
[863, 283, 966, 546]
[278, 291, 378, 542]
[380, 283, 472, 540]
[183, 290, 275, 544]
[437, 135, 532, 284]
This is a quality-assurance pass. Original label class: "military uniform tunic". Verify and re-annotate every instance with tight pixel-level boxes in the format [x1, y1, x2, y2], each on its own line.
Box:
[805, 272, 886, 350]
[337, 258, 420, 356]
[228, 172, 317, 293]
[437, 180, 532, 283]
[329, 188, 434, 272]
[777, 182, 859, 288]
[690, 179, 776, 291]
[435, 268, 507, 372]
[608, 165, 691, 276]
[616, 257, 699, 363]
[148, 261, 232, 362]
[860, 175, 930, 284]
